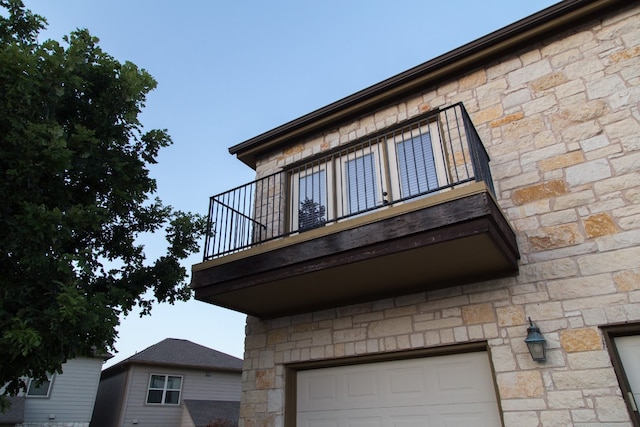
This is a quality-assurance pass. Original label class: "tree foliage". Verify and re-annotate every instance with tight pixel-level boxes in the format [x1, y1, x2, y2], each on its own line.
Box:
[0, 0, 206, 404]
[298, 198, 326, 231]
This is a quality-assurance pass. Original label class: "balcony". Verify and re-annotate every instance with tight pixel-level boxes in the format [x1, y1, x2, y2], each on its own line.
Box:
[192, 103, 519, 318]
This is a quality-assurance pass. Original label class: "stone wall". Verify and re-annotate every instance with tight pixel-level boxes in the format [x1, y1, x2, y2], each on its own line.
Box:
[241, 4, 640, 427]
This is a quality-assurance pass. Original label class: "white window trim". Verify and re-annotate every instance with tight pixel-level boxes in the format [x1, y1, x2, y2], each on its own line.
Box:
[26, 374, 54, 398]
[337, 145, 386, 217]
[386, 119, 448, 201]
[145, 374, 183, 405]
[288, 116, 450, 229]
[290, 163, 333, 231]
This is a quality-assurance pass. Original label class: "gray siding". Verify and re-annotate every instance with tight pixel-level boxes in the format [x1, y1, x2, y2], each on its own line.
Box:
[22, 357, 103, 424]
[183, 369, 241, 402]
[120, 366, 241, 427]
[90, 369, 128, 427]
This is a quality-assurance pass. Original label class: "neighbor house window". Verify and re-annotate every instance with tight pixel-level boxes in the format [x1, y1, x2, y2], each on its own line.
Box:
[27, 374, 54, 397]
[146, 374, 182, 405]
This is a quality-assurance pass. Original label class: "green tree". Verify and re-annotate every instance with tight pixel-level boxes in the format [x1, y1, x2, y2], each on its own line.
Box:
[298, 198, 326, 231]
[0, 0, 206, 405]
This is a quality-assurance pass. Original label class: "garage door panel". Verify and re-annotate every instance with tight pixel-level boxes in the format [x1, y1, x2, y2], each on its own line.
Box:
[346, 370, 380, 399]
[387, 367, 426, 396]
[440, 404, 502, 427]
[303, 418, 339, 427]
[302, 375, 339, 407]
[299, 353, 498, 410]
[391, 415, 432, 427]
[432, 359, 497, 402]
[297, 352, 501, 427]
[348, 416, 383, 427]
[300, 409, 433, 427]
[299, 403, 501, 427]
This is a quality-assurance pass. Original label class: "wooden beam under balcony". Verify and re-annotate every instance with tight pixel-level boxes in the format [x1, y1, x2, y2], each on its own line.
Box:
[191, 183, 519, 319]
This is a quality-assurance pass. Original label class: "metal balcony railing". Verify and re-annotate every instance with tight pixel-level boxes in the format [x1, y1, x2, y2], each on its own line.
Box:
[204, 103, 493, 261]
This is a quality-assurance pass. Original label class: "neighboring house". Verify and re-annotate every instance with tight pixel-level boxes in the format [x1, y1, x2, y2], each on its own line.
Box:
[90, 338, 242, 427]
[0, 356, 108, 427]
[191, 0, 640, 426]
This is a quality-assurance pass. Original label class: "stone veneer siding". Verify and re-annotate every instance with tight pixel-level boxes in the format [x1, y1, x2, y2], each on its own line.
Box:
[241, 4, 640, 427]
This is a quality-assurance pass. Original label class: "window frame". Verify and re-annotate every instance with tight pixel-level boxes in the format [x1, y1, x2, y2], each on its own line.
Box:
[26, 374, 54, 398]
[337, 144, 386, 217]
[602, 323, 640, 427]
[386, 119, 448, 202]
[290, 161, 333, 232]
[285, 112, 451, 232]
[284, 342, 496, 427]
[145, 374, 183, 406]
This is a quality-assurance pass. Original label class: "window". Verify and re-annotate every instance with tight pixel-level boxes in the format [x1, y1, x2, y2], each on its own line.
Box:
[298, 169, 327, 231]
[602, 324, 640, 426]
[27, 374, 54, 397]
[387, 121, 447, 201]
[288, 115, 449, 232]
[336, 142, 386, 218]
[291, 163, 332, 232]
[146, 374, 182, 405]
[345, 152, 380, 214]
[396, 133, 438, 197]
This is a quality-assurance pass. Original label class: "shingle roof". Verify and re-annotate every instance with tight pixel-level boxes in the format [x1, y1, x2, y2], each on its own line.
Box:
[102, 338, 243, 377]
[0, 396, 25, 423]
[183, 400, 240, 427]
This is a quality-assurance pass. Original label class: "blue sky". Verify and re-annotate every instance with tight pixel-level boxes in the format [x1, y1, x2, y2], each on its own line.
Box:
[23, 0, 558, 366]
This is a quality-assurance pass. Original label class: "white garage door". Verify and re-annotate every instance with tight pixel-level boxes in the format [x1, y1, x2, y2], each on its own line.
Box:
[297, 351, 501, 427]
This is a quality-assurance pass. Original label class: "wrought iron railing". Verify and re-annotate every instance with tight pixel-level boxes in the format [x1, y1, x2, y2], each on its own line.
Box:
[204, 103, 493, 260]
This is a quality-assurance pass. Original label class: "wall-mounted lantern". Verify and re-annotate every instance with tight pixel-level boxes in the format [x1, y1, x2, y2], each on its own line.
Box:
[524, 318, 546, 362]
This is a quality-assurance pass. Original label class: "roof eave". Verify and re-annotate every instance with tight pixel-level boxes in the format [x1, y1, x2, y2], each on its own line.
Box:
[229, 0, 626, 169]
[100, 360, 242, 379]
